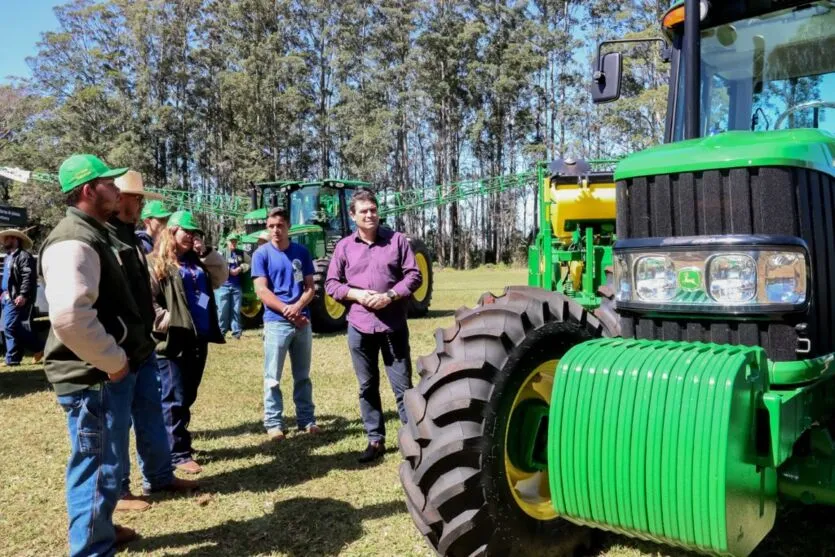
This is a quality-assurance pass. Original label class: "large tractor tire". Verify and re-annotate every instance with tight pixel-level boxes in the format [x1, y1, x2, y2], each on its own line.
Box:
[399, 286, 620, 556]
[408, 238, 434, 318]
[240, 298, 264, 329]
[309, 258, 347, 333]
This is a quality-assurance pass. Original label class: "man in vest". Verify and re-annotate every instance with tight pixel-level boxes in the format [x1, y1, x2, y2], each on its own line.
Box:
[111, 171, 198, 513]
[39, 154, 153, 555]
[215, 232, 250, 339]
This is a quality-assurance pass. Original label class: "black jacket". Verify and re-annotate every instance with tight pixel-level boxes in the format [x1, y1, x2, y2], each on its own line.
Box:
[4, 249, 37, 302]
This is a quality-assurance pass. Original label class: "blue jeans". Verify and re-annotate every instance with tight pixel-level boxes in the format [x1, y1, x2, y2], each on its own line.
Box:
[158, 341, 208, 464]
[263, 320, 315, 431]
[57, 374, 136, 557]
[2, 297, 44, 364]
[122, 353, 174, 494]
[346, 325, 412, 443]
[215, 284, 242, 338]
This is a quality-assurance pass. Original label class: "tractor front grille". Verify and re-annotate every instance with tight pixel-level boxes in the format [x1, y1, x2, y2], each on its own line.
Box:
[616, 166, 835, 361]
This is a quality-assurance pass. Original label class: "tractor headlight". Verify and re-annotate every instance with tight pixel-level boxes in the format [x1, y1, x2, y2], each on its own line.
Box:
[635, 256, 677, 302]
[614, 236, 809, 315]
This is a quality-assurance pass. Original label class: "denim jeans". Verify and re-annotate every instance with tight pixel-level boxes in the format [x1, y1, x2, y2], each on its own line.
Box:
[346, 325, 412, 443]
[215, 284, 242, 338]
[122, 353, 174, 494]
[263, 320, 315, 432]
[57, 374, 136, 557]
[158, 341, 208, 464]
[2, 297, 44, 364]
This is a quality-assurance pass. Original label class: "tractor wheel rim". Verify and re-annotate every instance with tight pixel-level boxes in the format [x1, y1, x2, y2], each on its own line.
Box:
[413, 253, 430, 302]
[241, 299, 263, 318]
[325, 294, 345, 319]
[503, 359, 559, 521]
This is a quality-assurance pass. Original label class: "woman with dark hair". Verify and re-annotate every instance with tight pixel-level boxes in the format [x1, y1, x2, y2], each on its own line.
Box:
[148, 210, 227, 474]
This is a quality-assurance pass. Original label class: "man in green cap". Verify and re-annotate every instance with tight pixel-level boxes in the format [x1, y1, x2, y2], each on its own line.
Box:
[137, 199, 172, 254]
[39, 154, 152, 554]
[216, 231, 250, 340]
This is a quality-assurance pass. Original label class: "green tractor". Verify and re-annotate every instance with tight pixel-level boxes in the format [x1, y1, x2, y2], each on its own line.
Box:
[399, 1, 835, 556]
[240, 178, 433, 332]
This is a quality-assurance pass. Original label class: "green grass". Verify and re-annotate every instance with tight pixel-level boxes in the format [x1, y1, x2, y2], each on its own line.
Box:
[1, 267, 833, 556]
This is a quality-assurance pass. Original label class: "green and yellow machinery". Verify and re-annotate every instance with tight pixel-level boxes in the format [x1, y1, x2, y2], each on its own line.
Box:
[240, 178, 434, 332]
[399, 1, 835, 555]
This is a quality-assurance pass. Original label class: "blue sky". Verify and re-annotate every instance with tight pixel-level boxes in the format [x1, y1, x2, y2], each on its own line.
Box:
[0, 0, 59, 84]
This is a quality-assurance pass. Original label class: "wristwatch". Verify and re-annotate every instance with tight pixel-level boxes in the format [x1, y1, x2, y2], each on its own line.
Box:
[386, 289, 397, 301]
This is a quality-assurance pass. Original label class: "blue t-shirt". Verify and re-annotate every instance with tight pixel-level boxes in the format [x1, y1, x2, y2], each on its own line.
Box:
[251, 241, 314, 323]
[178, 258, 212, 337]
[222, 248, 246, 288]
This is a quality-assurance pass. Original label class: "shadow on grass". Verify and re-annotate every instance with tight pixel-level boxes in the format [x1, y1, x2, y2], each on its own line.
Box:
[133, 496, 404, 556]
[188, 412, 400, 495]
[0, 365, 49, 399]
[591, 503, 835, 557]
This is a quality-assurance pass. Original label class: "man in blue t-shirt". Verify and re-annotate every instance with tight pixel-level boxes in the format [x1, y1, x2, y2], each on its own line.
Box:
[251, 207, 319, 441]
[215, 232, 250, 339]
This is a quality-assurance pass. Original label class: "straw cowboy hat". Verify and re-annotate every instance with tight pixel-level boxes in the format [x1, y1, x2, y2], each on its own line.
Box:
[115, 170, 163, 200]
[0, 229, 33, 250]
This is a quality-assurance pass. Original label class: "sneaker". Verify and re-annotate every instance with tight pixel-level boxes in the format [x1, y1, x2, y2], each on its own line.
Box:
[302, 424, 321, 435]
[175, 460, 203, 475]
[267, 428, 286, 442]
[32, 351, 44, 364]
[114, 524, 139, 546]
[357, 441, 385, 463]
[143, 476, 200, 496]
[115, 493, 151, 513]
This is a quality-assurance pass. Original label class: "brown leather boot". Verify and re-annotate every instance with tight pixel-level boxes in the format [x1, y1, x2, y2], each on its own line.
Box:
[114, 524, 138, 545]
[175, 459, 202, 475]
[115, 493, 151, 513]
[143, 476, 199, 496]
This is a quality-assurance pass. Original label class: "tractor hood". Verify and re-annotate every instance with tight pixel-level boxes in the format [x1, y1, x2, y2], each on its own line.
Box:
[615, 129, 835, 181]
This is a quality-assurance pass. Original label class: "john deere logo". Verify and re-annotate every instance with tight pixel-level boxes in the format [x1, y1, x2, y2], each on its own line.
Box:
[678, 268, 702, 292]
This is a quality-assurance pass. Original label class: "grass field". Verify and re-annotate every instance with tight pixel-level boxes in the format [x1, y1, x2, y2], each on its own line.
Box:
[1, 267, 834, 556]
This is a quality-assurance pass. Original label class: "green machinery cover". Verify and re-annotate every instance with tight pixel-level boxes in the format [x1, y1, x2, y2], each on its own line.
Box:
[615, 129, 835, 181]
[548, 338, 777, 556]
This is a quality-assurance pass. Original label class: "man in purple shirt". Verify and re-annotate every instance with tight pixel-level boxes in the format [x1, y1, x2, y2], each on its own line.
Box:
[325, 189, 422, 463]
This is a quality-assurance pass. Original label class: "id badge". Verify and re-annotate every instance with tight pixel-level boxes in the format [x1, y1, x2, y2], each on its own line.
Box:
[197, 293, 210, 309]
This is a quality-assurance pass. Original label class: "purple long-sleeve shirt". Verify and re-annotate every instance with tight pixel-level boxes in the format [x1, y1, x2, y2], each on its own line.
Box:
[325, 227, 422, 333]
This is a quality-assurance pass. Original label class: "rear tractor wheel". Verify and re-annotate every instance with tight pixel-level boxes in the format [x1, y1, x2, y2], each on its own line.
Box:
[399, 286, 619, 556]
[309, 258, 347, 333]
[407, 238, 433, 318]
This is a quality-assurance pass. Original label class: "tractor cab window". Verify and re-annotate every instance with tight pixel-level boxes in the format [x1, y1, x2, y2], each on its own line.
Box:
[673, 1, 835, 140]
[289, 185, 342, 232]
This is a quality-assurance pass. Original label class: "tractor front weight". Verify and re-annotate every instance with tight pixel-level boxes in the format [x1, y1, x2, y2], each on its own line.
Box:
[545, 338, 835, 556]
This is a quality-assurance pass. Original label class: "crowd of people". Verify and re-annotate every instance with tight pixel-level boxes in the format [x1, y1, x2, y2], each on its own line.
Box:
[28, 153, 423, 556]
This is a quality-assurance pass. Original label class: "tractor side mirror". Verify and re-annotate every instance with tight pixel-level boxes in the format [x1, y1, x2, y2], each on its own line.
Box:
[592, 52, 623, 104]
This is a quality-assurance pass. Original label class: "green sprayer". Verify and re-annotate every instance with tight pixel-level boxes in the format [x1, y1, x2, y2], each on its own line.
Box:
[398, 1, 835, 555]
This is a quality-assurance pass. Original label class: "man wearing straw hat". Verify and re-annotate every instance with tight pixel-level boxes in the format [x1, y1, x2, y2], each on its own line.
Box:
[0, 227, 44, 365]
[39, 154, 152, 554]
[110, 170, 198, 513]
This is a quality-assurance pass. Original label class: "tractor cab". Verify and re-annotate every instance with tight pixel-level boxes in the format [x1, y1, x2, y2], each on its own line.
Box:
[243, 178, 369, 259]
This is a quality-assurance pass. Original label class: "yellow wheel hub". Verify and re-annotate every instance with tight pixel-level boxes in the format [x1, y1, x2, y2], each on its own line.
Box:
[241, 298, 263, 318]
[504, 360, 559, 521]
[413, 252, 430, 302]
[325, 294, 345, 320]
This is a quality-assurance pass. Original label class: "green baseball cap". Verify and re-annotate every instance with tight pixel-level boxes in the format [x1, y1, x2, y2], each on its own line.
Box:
[168, 210, 203, 235]
[58, 154, 128, 193]
[225, 232, 240, 242]
[141, 200, 173, 221]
